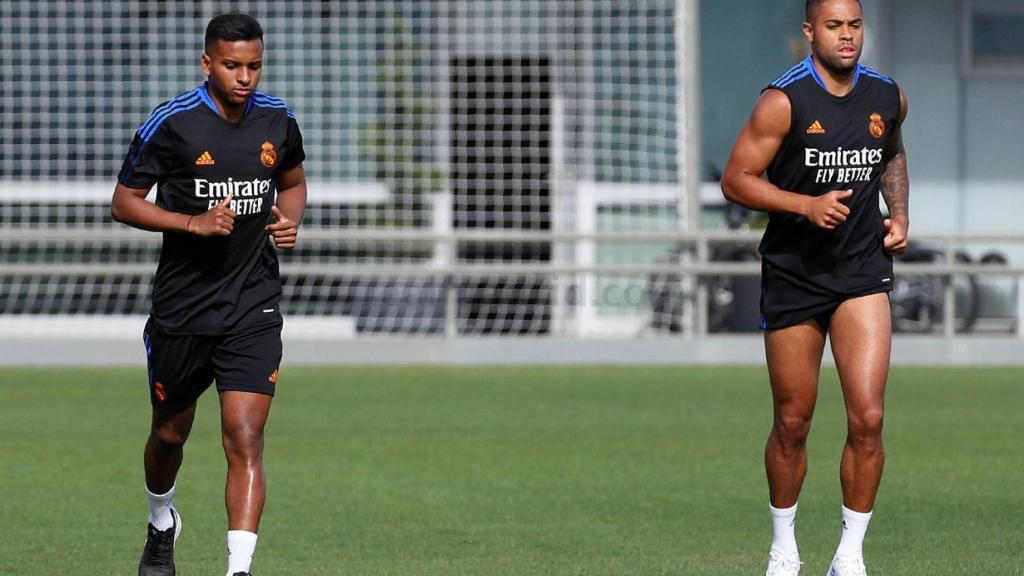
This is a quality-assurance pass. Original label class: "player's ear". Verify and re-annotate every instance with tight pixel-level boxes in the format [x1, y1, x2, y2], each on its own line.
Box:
[802, 21, 814, 43]
[201, 52, 211, 76]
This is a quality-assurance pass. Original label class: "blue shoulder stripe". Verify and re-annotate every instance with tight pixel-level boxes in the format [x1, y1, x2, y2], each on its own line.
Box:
[252, 91, 286, 104]
[860, 67, 895, 84]
[250, 92, 295, 118]
[140, 99, 203, 141]
[776, 70, 811, 89]
[141, 88, 200, 124]
[251, 103, 295, 119]
[251, 99, 294, 116]
[137, 88, 201, 136]
[771, 62, 806, 86]
[772, 67, 805, 88]
[138, 95, 200, 141]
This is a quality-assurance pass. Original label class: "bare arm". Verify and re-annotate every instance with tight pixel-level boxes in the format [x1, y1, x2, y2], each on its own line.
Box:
[880, 87, 910, 254]
[110, 184, 190, 233]
[110, 183, 236, 236]
[267, 164, 307, 249]
[721, 89, 852, 230]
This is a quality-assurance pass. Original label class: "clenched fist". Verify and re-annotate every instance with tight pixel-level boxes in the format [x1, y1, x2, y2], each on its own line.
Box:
[267, 205, 298, 249]
[187, 193, 236, 236]
[803, 189, 853, 230]
[883, 216, 909, 255]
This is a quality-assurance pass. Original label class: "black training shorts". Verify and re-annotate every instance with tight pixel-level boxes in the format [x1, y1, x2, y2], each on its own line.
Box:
[142, 317, 282, 413]
[758, 262, 892, 331]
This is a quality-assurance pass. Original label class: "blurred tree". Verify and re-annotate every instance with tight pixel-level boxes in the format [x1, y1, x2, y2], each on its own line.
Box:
[359, 18, 444, 229]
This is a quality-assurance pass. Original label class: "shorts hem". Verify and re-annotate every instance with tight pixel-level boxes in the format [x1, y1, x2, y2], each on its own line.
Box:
[760, 284, 893, 331]
[215, 385, 276, 397]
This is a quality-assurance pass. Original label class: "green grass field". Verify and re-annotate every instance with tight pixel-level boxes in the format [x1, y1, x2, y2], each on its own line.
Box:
[1, 366, 1022, 575]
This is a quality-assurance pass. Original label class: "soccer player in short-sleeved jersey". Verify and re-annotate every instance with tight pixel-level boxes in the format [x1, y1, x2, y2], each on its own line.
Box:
[721, 1, 909, 574]
[111, 14, 305, 576]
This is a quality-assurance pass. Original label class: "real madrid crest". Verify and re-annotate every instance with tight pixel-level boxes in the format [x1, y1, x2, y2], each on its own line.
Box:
[260, 141, 278, 168]
[869, 113, 885, 139]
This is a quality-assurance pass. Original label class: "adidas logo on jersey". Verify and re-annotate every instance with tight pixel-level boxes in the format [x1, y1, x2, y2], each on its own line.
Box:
[806, 120, 826, 135]
[195, 151, 215, 166]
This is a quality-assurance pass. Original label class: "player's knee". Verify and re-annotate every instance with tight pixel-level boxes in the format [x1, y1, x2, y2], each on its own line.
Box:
[222, 422, 265, 459]
[150, 424, 190, 448]
[848, 408, 884, 442]
[774, 412, 813, 445]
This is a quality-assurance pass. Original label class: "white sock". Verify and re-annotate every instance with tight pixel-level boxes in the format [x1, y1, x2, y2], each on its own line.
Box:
[835, 505, 873, 557]
[226, 530, 258, 575]
[769, 502, 799, 556]
[146, 485, 175, 531]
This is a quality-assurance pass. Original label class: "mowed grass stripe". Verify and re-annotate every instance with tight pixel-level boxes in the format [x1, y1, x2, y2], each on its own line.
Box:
[0, 366, 1020, 575]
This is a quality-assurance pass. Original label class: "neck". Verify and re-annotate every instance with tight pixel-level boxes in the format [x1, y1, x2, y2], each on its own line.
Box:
[810, 54, 858, 97]
[206, 84, 247, 123]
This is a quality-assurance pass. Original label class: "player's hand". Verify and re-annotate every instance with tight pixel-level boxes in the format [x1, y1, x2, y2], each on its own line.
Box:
[187, 193, 235, 236]
[803, 189, 853, 230]
[883, 216, 909, 255]
[267, 205, 298, 249]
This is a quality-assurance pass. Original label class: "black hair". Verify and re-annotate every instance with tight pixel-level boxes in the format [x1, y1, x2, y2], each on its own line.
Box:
[205, 14, 263, 48]
[805, 0, 861, 20]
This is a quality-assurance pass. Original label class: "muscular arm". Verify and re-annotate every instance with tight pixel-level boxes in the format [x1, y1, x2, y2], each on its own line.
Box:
[111, 183, 235, 236]
[110, 184, 190, 233]
[880, 88, 909, 220]
[267, 164, 306, 249]
[274, 165, 307, 223]
[721, 90, 807, 214]
[880, 88, 910, 253]
[721, 89, 852, 229]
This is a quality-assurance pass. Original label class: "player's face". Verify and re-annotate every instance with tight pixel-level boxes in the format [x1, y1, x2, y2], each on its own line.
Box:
[803, 0, 863, 74]
[202, 39, 264, 107]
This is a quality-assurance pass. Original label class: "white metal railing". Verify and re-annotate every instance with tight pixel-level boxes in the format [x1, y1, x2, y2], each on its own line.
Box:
[2, 227, 1022, 338]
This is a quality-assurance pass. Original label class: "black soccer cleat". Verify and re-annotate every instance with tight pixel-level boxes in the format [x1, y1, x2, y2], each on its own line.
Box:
[138, 507, 181, 576]
[231, 573, 252, 576]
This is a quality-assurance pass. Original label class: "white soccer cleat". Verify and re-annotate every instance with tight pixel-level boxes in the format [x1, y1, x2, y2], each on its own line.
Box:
[826, 554, 867, 576]
[765, 548, 803, 575]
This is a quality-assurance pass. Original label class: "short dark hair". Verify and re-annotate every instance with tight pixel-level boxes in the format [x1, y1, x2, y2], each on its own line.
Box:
[805, 0, 861, 20]
[205, 14, 263, 49]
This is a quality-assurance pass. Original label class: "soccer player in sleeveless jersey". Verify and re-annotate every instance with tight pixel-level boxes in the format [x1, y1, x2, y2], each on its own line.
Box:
[721, 1, 909, 574]
[111, 14, 306, 576]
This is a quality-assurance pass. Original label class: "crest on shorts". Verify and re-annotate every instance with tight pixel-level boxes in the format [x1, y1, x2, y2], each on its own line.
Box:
[154, 381, 167, 402]
[869, 113, 885, 139]
[260, 141, 278, 168]
[268, 370, 279, 385]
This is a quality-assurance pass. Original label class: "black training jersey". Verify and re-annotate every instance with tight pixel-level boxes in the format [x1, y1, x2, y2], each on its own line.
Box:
[760, 56, 900, 295]
[118, 83, 305, 335]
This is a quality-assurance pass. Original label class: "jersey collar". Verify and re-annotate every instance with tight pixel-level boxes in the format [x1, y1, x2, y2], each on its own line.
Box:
[198, 82, 256, 118]
[804, 55, 863, 92]
[198, 82, 219, 115]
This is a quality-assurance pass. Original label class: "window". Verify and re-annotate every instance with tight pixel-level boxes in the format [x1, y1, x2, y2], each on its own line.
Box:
[964, 0, 1024, 75]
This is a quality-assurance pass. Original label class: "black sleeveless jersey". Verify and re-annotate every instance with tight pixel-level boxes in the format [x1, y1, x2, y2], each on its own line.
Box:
[117, 83, 305, 335]
[760, 56, 900, 296]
